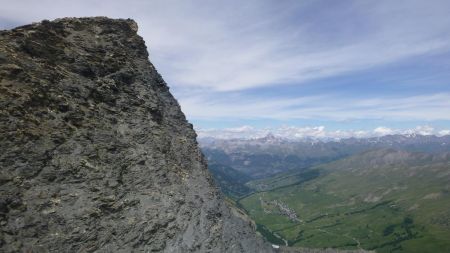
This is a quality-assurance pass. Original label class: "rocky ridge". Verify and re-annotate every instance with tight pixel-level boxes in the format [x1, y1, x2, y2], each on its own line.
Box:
[0, 17, 277, 252]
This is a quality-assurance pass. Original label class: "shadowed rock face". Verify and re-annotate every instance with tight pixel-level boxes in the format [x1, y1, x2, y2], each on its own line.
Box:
[0, 17, 274, 253]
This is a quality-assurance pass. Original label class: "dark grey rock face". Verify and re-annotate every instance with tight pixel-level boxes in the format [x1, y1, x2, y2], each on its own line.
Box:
[0, 17, 275, 252]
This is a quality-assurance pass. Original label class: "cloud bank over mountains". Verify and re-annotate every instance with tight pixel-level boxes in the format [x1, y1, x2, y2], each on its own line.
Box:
[196, 125, 450, 140]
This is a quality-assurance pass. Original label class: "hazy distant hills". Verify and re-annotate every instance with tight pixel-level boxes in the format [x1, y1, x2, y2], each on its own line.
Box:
[248, 148, 450, 192]
[327, 148, 450, 169]
[200, 134, 450, 180]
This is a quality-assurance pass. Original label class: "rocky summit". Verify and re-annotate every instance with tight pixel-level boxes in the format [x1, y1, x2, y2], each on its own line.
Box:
[0, 17, 275, 252]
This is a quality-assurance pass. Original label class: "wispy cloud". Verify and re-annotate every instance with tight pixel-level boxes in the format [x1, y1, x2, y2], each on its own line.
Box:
[2, 1, 450, 91]
[197, 125, 450, 140]
[180, 93, 450, 121]
[149, 0, 450, 91]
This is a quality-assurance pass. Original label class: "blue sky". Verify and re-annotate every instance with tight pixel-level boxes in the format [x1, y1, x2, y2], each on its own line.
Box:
[1, 0, 450, 138]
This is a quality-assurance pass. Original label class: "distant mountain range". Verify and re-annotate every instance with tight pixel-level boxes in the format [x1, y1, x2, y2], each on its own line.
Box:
[200, 134, 450, 180]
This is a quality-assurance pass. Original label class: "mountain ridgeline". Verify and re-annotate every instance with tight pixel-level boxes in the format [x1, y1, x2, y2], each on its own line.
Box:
[0, 17, 283, 253]
[200, 134, 450, 198]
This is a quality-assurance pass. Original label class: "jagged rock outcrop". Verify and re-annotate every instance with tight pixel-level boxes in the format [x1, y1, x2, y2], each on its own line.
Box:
[0, 17, 276, 252]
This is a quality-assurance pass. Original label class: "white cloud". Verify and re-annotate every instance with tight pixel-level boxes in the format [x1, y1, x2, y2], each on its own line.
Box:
[274, 126, 326, 139]
[179, 93, 450, 121]
[374, 127, 394, 136]
[226, 125, 255, 133]
[154, 0, 450, 91]
[195, 126, 270, 140]
[405, 125, 435, 136]
[439, 130, 450, 136]
[197, 125, 450, 140]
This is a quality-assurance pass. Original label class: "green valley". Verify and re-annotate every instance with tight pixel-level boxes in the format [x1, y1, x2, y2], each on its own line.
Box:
[238, 149, 450, 252]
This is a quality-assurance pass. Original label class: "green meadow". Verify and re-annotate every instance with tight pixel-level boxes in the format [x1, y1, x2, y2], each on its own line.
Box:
[238, 151, 450, 252]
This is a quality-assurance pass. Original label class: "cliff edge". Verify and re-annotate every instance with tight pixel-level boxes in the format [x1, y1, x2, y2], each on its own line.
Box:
[0, 17, 275, 252]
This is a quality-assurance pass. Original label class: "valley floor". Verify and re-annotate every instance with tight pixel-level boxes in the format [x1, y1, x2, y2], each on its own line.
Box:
[238, 161, 450, 253]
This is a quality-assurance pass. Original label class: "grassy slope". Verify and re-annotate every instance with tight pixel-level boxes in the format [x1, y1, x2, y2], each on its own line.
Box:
[239, 150, 450, 252]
